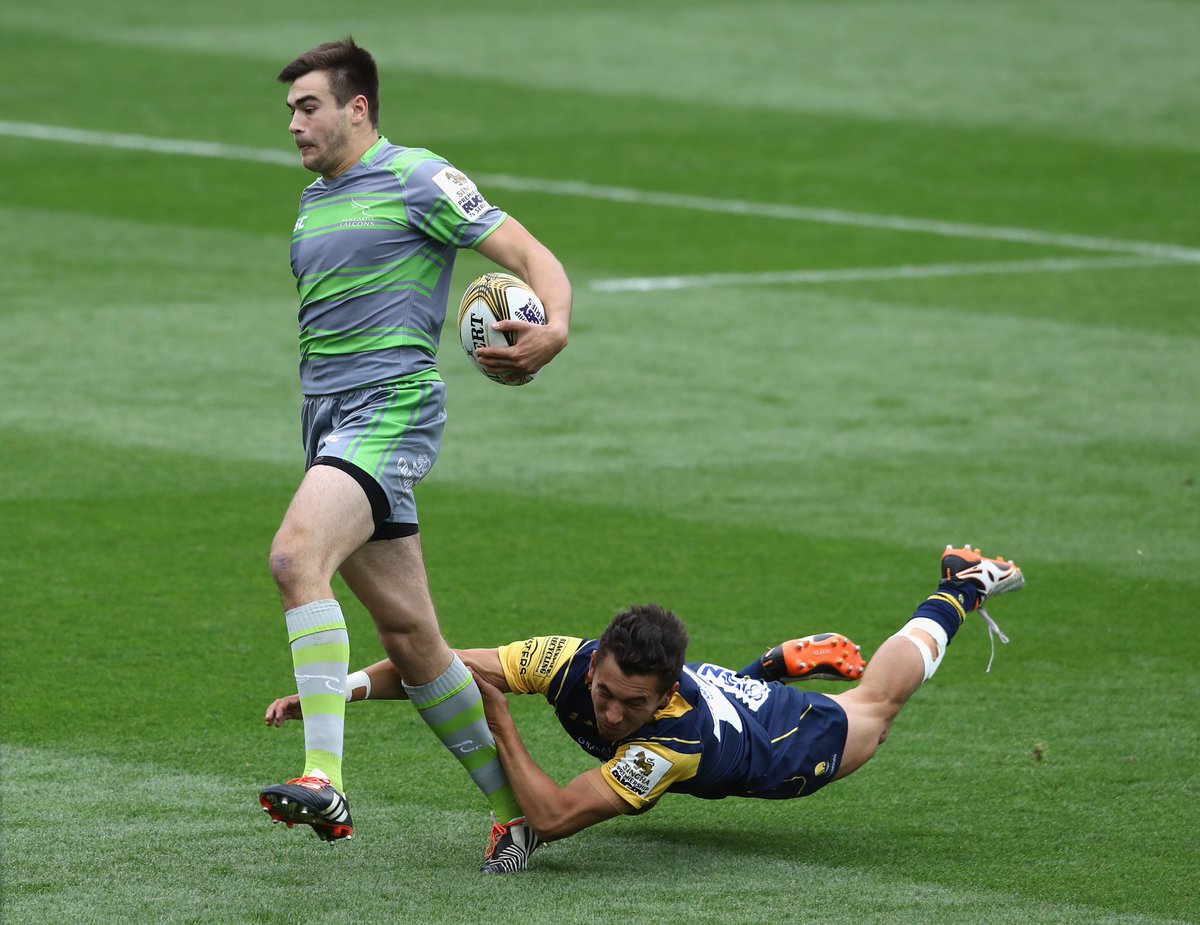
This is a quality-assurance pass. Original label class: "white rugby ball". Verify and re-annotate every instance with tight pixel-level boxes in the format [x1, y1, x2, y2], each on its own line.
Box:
[456, 272, 547, 386]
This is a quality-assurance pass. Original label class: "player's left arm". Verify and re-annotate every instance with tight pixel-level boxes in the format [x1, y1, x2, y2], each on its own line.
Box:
[473, 216, 572, 378]
[473, 667, 628, 841]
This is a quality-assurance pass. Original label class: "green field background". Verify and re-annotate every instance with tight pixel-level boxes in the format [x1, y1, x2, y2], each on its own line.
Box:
[2, 2, 1198, 923]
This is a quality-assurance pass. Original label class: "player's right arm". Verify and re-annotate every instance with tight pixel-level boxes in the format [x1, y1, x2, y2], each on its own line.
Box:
[263, 647, 510, 726]
[472, 216, 572, 380]
[474, 668, 629, 840]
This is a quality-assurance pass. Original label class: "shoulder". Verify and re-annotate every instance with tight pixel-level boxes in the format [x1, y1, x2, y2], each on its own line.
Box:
[368, 143, 471, 192]
[373, 144, 446, 181]
[372, 146, 499, 231]
[497, 636, 591, 696]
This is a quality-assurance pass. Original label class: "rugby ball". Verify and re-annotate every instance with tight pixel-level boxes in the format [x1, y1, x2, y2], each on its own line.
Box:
[456, 272, 547, 386]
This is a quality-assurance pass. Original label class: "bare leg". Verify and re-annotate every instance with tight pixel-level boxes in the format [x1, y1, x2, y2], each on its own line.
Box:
[261, 464, 375, 811]
[827, 629, 939, 779]
[269, 464, 375, 609]
[338, 534, 453, 686]
[827, 546, 1023, 782]
[340, 534, 524, 831]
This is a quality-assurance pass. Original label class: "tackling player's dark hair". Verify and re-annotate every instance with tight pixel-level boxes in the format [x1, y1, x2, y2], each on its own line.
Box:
[596, 604, 689, 692]
[278, 37, 380, 127]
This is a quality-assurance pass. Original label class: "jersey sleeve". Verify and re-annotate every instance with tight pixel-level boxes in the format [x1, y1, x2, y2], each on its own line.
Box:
[599, 740, 701, 811]
[401, 156, 507, 248]
[497, 636, 585, 696]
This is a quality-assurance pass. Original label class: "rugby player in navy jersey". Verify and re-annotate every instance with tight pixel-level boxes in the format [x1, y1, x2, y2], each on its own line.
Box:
[265, 546, 1023, 871]
[257, 37, 571, 872]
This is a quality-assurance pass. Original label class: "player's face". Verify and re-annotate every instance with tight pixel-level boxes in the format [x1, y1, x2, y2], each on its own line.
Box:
[588, 653, 678, 742]
[285, 71, 357, 178]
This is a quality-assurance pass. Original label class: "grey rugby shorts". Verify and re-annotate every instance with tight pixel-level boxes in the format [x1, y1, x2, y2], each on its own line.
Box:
[301, 371, 446, 541]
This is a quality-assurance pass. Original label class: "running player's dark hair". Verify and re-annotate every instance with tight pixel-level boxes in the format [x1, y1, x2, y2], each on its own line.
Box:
[278, 37, 380, 127]
[596, 604, 689, 692]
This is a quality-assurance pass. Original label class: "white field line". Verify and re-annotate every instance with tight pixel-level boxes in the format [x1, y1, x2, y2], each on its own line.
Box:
[0, 120, 299, 167]
[590, 255, 1174, 292]
[4, 120, 1199, 266]
[477, 173, 1200, 264]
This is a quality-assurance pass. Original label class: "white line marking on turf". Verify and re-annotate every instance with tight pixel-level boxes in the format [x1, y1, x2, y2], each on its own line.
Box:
[3, 120, 1199, 264]
[589, 255, 1174, 292]
[0, 120, 298, 167]
[477, 174, 1200, 264]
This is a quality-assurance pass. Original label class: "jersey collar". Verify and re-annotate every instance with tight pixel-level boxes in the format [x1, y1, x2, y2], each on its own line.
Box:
[360, 135, 389, 167]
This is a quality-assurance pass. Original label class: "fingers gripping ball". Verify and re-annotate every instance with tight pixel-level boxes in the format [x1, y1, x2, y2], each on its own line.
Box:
[456, 272, 547, 386]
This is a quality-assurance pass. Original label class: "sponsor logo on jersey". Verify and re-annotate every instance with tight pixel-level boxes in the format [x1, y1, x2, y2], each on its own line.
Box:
[293, 214, 307, 232]
[536, 637, 566, 676]
[682, 666, 746, 740]
[337, 198, 376, 228]
[433, 166, 490, 221]
[609, 746, 673, 799]
[517, 638, 537, 675]
[693, 663, 770, 711]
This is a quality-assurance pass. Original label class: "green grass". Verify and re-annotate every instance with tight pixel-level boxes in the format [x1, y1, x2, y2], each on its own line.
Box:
[2, 1, 1198, 923]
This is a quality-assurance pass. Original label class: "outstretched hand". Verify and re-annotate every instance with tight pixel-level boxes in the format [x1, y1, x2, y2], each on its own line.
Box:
[264, 694, 303, 727]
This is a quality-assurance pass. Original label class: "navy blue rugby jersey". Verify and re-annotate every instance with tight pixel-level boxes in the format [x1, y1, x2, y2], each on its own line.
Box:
[497, 636, 848, 812]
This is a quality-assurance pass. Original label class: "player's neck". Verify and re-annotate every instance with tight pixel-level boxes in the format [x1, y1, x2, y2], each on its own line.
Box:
[323, 132, 381, 180]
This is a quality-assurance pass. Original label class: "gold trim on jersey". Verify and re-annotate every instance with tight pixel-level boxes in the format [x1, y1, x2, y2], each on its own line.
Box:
[770, 703, 814, 744]
[652, 690, 693, 720]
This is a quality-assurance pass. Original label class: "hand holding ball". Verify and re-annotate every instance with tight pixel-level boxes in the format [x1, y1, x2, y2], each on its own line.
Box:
[456, 273, 548, 386]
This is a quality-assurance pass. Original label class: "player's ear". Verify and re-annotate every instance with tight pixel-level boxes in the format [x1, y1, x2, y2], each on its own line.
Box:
[658, 681, 679, 708]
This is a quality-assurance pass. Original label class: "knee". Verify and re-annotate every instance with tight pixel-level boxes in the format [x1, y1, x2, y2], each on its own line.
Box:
[269, 528, 323, 594]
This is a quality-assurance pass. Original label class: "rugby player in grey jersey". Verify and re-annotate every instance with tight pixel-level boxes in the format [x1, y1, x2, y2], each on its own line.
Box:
[257, 37, 572, 874]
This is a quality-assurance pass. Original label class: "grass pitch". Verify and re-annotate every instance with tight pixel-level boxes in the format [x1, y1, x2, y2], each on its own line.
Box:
[2, 2, 1198, 923]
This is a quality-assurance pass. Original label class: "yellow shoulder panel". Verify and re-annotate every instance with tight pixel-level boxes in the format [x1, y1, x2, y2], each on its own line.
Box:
[497, 636, 585, 695]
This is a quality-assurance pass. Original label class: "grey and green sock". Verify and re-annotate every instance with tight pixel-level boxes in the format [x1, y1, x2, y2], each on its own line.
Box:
[286, 598, 349, 791]
[404, 655, 523, 824]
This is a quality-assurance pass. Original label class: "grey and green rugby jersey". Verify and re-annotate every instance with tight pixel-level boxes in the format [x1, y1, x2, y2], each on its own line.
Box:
[290, 137, 507, 395]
